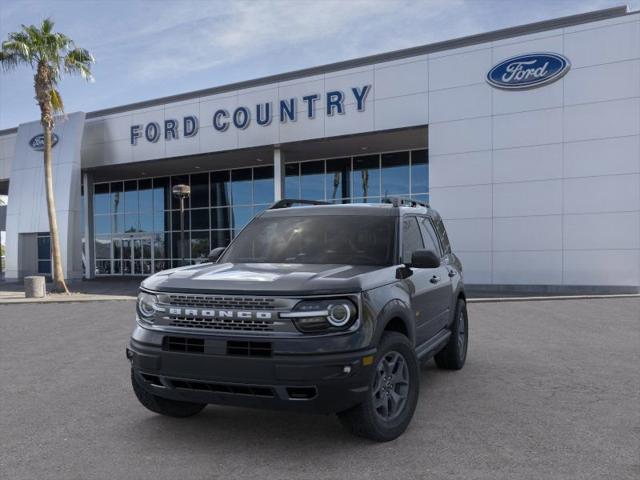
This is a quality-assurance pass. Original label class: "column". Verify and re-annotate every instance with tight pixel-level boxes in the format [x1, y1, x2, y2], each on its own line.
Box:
[273, 147, 285, 201]
[83, 172, 95, 279]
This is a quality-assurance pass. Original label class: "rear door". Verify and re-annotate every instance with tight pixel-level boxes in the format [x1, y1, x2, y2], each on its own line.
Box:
[400, 216, 442, 345]
[418, 216, 453, 333]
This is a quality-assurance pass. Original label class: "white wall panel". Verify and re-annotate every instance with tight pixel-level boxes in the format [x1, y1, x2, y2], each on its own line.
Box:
[374, 60, 427, 100]
[279, 113, 325, 144]
[493, 251, 563, 284]
[493, 180, 562, 217]
[493, 215, 562, 251]
[429, 116, 491, 155]
[564, 212, 640, 250]
[443, 218, 492, 251]
[564, 60, 640, 106]
[493, 143, 562, 183]
[563, 250, 640, 286]
[564, 20, 640, 68]
[492, 33, 563, 60]
[493, 108, 563, 149]
[563, 174, 640, 214]
[429, 184, 492, 219]
[492, 80, 563, 115]
[428, 48, 492, 90]
[564, 98, 640, 142]
[373, 93, 428, 131]
[199, 124, 238, 153]
[564, 135, 640, 178]
[456, 251, 492, 283]
[429, 150, 492, 187]
[324, 68, 374, 107]
[325, 102, 374, 138]
[428, 83, 491, 123]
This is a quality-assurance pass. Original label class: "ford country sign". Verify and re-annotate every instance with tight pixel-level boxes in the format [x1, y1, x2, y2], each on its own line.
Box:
[29, 133, 59, 151]
[487, 53, 570, 90]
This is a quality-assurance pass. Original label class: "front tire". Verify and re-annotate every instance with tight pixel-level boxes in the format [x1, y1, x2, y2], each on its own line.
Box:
[131, 369, 206, 417]
[434, 298, 468, 370]
[337, 332, 419, 442]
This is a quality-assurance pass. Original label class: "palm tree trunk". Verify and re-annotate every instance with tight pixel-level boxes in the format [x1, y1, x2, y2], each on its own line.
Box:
[43, 122, 69, 293]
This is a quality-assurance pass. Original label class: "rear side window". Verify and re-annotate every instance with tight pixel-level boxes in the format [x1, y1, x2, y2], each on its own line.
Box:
[418, 217, 442, 257]
[432, 216, 451, 254]
[401, 217, 424, 264]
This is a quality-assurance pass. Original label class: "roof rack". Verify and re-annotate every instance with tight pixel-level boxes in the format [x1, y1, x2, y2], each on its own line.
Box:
[382, 196, 430, 208]
[269, 198, 330, 209]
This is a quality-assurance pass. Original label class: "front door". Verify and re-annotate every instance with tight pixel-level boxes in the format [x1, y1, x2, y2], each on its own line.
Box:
[114, 236, 153, 275]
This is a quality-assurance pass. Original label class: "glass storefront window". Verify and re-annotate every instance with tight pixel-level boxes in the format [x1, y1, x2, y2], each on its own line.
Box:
[352, 155, 381, 200]
[211, 207, 231, 230]
[300, 160, 325, 200]
[171, 210, 190, 231]
[253, 166, 274, 204]
[231, 205, 253, 232]
[124, 180, 138, 213]
[411, 149, 428, 195]
[191, 208, 209, 230]
[211, 171, 231, 207]
[111, 182, 123, 216]
[231, 169, 252, 205]
[381, 152, 410, 196]
[211, 229, 232, 249]
[190, 231, 209, 259]
[94, 183, 110, 214]
[138, 179, 153, 212]
[153, 177, 170, 211]
[190, 173, 209, 208]
[285, 163, 300, 198]
[325, 158, 350, 203]
[171, 175, 190, 209]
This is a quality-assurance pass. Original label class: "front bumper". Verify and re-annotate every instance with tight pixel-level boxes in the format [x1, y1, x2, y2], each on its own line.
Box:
[128, 327, 376, 414]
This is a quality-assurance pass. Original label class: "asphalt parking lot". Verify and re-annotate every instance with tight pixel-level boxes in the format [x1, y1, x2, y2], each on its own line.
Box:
[1, 297, 638, 480]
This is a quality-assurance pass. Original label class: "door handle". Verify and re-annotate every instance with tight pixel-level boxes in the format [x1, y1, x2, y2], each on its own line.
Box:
[430, 275, 440, 284]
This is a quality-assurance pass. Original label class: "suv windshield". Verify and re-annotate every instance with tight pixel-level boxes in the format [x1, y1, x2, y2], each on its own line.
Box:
[221, 215, 396, 266]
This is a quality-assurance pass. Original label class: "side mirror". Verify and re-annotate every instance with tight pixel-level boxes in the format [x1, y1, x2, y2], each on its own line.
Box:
[207, 247, 226, 263]
[408, 249, 441, 269]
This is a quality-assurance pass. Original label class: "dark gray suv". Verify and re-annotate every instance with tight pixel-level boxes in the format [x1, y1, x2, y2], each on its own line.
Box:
[127, 198, 468, 441]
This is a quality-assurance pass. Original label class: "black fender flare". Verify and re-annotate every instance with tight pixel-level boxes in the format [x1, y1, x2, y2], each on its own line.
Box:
[373, 298, 415, 346]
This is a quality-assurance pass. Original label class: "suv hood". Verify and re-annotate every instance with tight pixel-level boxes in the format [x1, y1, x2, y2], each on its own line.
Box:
[141, 262, 397, 295]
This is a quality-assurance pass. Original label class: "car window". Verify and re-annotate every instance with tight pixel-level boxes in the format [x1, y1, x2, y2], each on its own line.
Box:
[419, 217, 442, 257]
[432, 216, 451, 254]
[401, 216, 424, 264]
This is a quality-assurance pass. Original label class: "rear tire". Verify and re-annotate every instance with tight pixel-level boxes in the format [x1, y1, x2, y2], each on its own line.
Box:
[131, 369, 206, 418]
[337, 332, 419, 442]
[434, 298, 468, 370]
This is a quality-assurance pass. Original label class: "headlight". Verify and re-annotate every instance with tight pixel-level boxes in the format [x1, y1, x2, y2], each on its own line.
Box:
[137, 291, 158, 323]
[281, 298, 357, 333]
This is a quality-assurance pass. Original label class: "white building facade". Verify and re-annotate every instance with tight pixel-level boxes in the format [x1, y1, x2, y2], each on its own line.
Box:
[0, 6, 638, 293]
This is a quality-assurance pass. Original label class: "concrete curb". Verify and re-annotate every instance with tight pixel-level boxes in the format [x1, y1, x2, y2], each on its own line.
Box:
[467, 293, 640, 303]
[0, 295, 136, 304]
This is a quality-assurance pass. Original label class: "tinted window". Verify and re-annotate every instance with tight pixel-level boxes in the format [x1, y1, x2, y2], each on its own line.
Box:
[419, 217, 441, 256]
[222, 215, 395, 266]
[401, 217, 424, 264]
[433, 216, 451, 254]
[381, 151, 409, 196]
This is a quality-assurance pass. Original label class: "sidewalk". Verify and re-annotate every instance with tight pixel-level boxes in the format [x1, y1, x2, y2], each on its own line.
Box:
[0, 277, 139, 304]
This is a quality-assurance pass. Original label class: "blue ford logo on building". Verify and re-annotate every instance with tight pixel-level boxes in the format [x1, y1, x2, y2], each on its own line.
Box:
[487, 53, 570, 90]
[29, 133, 59, 151]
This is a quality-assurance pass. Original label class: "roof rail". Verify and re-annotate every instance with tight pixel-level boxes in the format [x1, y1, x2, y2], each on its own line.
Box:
[382, 196, 430, 208]
[269, 198, 330, 209]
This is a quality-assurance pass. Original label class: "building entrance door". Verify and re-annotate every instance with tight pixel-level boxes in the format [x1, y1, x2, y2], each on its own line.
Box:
[113, 235, 153, 276]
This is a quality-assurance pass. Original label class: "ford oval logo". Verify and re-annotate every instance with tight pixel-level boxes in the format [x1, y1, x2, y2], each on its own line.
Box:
[487, 53, 570, 90]
[29, 133, 59, 151]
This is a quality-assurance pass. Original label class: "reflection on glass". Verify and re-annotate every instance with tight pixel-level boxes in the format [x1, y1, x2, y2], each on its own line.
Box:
[190, 231, 209, 259]
[326, 158, 350, 203]
[171, 210, 190, 231]
[381, 152, 410, 196]
[411, 149, 428, 194]
[211, 207, 231, 230]
[191, 208, 209, 230]
[231, 206, 253, 231]
[352, 155, 380, 200]
[231, 169, 252, 205]
[253, 166, 274, 204]
[113, 238, 122, 260]
[211, 230, 232, 249]
[211, 171, 230, 207]
[153, 177, 170, 211]
[285, 163, 300, 198]
[94, 184, 110, 214]
[124, 180, 138, 213]
[171, 175, 190, 209]
[190, 173, 209, 208]
[124, 213, 139, 232]
[138, 179, 153, 212]
[153, 233, 168, 258]
[95, 237, 111, 259]
[153, 212, 168, 232]
[139, 213, 153, 232]
[95, 215, 110, 235]
[300, 161, 324, 200]
[111, 182, 123, 215]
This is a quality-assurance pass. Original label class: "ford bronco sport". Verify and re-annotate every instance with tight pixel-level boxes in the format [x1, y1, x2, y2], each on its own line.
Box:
[127, 197, 468, 441]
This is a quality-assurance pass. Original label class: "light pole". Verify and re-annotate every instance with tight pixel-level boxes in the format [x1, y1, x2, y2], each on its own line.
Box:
[172, 184, 191, 267]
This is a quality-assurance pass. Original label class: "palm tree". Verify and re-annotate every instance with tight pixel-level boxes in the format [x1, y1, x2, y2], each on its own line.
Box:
[0, 18, 94, 293]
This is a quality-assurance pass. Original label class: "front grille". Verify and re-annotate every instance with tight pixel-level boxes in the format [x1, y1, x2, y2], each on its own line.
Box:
[163, 336, 205, 353]
[227, 340, 272, 357]
[167, 294, 278, 310]
[168, 316, 274, 332]
[169, 379, 275, 397]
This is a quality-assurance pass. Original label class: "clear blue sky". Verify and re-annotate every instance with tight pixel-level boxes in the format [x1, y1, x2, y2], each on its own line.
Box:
[0, 0, 633, 130]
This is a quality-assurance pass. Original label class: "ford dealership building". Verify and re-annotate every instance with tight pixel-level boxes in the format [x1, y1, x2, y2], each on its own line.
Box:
[0, 6, 638, 293]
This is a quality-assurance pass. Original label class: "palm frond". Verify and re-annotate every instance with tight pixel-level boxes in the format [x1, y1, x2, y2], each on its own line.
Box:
[50, 88, 64, 113]
[64, 47, 94, 81]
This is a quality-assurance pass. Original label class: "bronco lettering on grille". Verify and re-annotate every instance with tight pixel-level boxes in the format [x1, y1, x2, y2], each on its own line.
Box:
[167, 307, 273, 320]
